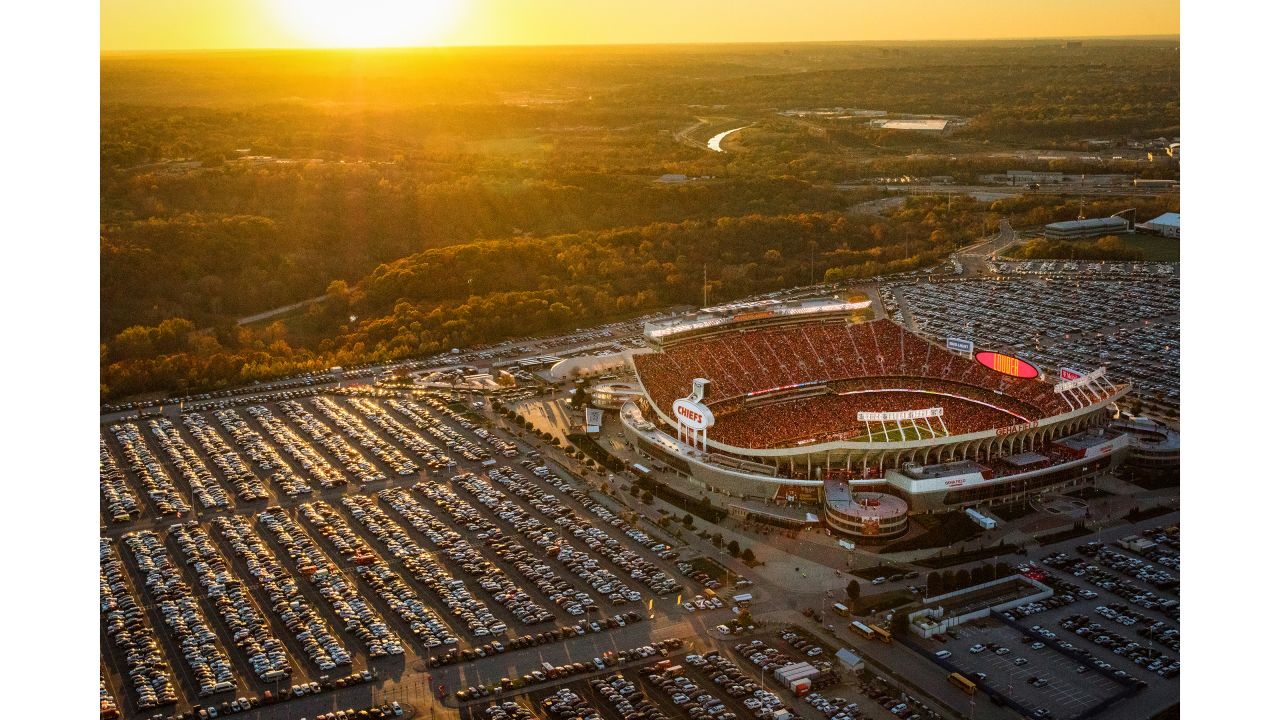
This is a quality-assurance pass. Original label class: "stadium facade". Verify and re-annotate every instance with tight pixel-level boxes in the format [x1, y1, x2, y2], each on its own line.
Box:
[615, 300, 1169, 537]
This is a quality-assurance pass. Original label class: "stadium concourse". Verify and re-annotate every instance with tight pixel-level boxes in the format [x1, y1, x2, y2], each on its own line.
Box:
[615, 300, 1172, 534]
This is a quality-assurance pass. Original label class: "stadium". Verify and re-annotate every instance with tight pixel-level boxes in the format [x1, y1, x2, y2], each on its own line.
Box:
[619, 299, 1145, 536]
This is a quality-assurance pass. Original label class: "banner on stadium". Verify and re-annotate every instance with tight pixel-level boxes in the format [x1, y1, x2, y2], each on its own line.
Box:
[857, 407, 944, 422]
[1053, 367, 1106, 394]
[585, 408, 603, 432]
[1059, 368, 1084, 381]
[946, 337, 975, 355]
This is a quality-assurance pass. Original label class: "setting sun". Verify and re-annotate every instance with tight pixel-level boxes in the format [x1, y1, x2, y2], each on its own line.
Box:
[268, 0, 464, 48]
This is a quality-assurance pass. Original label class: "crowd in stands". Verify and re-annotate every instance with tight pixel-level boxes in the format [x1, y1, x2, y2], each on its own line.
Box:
[634, 318, 1072, 428]
[710, 390, 1021, 449]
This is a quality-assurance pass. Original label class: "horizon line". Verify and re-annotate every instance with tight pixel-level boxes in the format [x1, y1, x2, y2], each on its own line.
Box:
[100, 33, 1181, 55]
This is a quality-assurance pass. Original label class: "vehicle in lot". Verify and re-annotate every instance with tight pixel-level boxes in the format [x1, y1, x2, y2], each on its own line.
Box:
[948, 672, 977, 695]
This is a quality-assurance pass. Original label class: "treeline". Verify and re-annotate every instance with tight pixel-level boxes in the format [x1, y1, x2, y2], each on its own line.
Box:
[102, 200, 973, 399]
[101, 167, 850, 335]
[1007, 236, 1145, 262]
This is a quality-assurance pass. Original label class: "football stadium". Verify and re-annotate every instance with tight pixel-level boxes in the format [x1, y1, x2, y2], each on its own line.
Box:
[619, 299, 1167, 538]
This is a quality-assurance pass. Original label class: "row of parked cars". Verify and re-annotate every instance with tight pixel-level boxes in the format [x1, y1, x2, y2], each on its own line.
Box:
[458, 637, 679, 702]
[408, 480, 565, 625]
[149, 418, 234, 509]
[592, 672, 671, 720]
[694, 649, 789, 718]
[504, 468, 682, 596]
[462, 469, 645, 606]
[347, 397, 452, 471]
[1079, 543, 1179, 590]
[780, 629, 828, 659]
[471, 479, 634, 614]
[300, 500, 457, 650]
[343, 492, 502, 637]
[210, 408, 315, 496]
[1041, 549, 1180, 619]
[393, 397, 490, 462]
[643, 656, 730, 720]
[122, 530, 238, 697]
[241, 405, 346, 489]
[377, 486, 553, 631]
[803, 692, 860, 720]
[1058, 614, 1178, 678]
[211, 514, 351, 670]
[549, 476, 680, 563]
[182, 412, 280, 500]
[101, 538, 179, 709]
[278, 400, 386, 483]
[311, 397, 418, 476]
[156, 669, 382, 720]
[102, 369, 337, 416]
[169, 522, 293, 681]
[108, 423, 191, 516]
[309, 699, 405, 720]
[257, 507, 404, 658]
[101, 438, 143, 523]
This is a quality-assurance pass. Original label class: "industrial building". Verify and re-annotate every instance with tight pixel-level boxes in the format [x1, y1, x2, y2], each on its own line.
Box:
[1043, 216, 1132, 240]
[1137, 212, 1180, 239]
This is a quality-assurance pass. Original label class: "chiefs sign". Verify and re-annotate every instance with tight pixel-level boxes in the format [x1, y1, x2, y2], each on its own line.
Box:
[672, 398, 714, 431]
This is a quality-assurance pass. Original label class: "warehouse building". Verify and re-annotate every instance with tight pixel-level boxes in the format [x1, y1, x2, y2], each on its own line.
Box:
[1136, 212, 1179, 239]
[1043, 216, 1132, 240]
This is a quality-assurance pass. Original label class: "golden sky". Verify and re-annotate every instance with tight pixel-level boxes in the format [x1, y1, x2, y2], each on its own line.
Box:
[101, 0, 1179, 51]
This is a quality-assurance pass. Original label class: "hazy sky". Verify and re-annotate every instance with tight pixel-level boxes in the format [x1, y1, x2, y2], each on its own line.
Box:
[101, 0, 1179, 51]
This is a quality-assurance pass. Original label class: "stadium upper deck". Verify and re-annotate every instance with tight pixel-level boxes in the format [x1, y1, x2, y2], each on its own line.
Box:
[633, 318, 1072, 435]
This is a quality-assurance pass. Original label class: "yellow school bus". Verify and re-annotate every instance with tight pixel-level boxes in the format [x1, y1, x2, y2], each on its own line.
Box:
[948, 672, 977, 695]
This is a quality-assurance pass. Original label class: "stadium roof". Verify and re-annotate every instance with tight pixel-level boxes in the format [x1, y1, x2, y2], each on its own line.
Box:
[1143, 212, 1179, 228]
[643, 297, 867, 340]
[1045, 217, 1130, 231]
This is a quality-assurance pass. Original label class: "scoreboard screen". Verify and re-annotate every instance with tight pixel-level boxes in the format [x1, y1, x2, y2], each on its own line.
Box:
[976, 351, 1040, 379]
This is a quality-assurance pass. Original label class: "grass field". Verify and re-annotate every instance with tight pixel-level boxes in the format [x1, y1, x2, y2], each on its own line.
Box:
[858, 423, 945, 443]
[1122, 235, 1180, 261]
[1008, 235, 1178, 262]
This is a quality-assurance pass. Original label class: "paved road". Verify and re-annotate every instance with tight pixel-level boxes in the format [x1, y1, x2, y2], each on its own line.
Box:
[236, 294, 329, 326]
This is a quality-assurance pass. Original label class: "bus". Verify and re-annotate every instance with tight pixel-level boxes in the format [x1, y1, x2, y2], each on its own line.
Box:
[831, 603, 850, 618]
[870, 625, 892, 644]
[948, 672, 977, 696]
[849, 621, 875, 640]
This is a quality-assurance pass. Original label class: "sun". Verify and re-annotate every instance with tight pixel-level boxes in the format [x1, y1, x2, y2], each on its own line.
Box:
[270, 0, 464, 48]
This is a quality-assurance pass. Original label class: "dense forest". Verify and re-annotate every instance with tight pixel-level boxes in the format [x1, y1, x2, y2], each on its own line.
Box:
[101, 40, 1179, 400]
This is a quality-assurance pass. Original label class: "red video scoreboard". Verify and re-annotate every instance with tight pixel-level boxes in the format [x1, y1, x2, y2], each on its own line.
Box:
[975, 351, 1040, 379]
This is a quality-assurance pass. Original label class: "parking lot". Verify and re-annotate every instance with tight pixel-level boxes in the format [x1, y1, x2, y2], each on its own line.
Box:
[938, 621, 1123, 719]
[100, 391, 702, 720]
[896, 277, 1180, 413]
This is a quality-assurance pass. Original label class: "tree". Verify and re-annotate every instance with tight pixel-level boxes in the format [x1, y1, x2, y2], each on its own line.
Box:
[955, 568, 972, 590]
[846, 579, 861, 602]
[682, 514, 694, 527]
[996, 561, 1012, 578]
[629, 484, 640, 497]
[926, 571, 942, 596]
[711, 533, 724, 548]
[890, 608, 909, 636]
[727, 540, 741, 557]
[940, 570, 955, 593]
[741, 548, 756, 564]
[641, 491, 654, 505]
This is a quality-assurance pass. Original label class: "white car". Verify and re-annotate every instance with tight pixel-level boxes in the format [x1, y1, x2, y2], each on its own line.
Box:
[935, 650, 952, 659]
